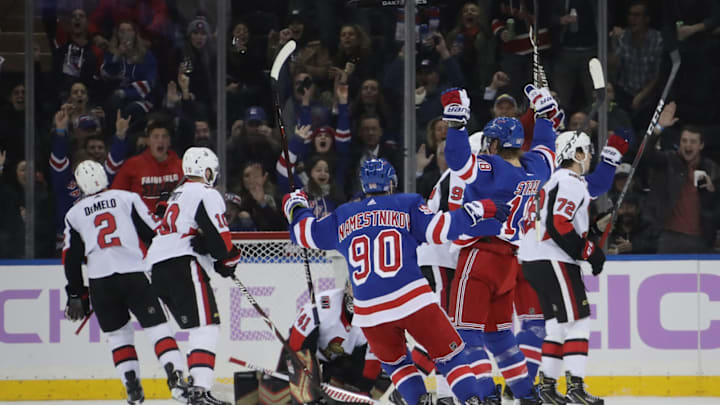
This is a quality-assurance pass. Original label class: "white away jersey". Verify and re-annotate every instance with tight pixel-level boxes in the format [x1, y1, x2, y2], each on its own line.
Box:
[417, 169, 460, 269]
[146, 181, 232, 268]
[63, 189, 159, 279]
[518, 169, 591, 264]
[289, 289, 369, 362]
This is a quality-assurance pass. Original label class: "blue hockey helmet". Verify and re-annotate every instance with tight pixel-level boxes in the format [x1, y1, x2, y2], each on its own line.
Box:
[483, 117, 524, 149]
[360, 158, 397, 194]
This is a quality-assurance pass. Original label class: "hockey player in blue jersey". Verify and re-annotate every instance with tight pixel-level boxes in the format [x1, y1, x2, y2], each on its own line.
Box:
[283, 159, 510, 405]
[441, 86, 561, 404]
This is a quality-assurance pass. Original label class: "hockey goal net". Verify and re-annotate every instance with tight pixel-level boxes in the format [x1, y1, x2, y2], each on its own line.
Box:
[212, 232, 349, 399]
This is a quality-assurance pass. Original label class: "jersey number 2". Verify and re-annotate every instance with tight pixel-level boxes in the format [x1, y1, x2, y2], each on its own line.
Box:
[95, 212, 121, 248]
[349, 229, 403, 285]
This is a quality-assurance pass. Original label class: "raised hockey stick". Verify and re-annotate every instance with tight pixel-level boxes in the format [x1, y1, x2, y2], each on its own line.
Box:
[599, 49, 681, 248]
[229, 357, 379, 405]
[529, 24, 548, 89]
[270, 40, 321, 329]
[74, 310, 94, 335]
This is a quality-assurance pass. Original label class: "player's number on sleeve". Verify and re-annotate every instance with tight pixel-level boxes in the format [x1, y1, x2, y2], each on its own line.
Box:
[95, 212, 121, 248]
[349, 230, 403, 285]
[159, 204, 180, 235]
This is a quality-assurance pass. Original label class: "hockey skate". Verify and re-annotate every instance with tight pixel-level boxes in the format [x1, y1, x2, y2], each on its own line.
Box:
[437, 396, 456, 405]
[417, 393, 433, 405]
[538, 372, 566, 405]
[501, 384, 513, 404]
[516, 388, 541, 405]
[187, 376, 230, 405]
[124, 371, 144, 404]
[482, 384, 502, 405]
[164, 363, 189, 402]
[564, 372, 603, 405]
[388, 389, 406, 405]
[464, 395, 482, 405]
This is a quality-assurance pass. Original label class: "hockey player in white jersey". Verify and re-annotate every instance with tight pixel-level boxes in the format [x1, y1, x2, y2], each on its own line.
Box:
[62, 160, 188, 404]
[517, 130, 628, 405]
[145, 147, 241, 405]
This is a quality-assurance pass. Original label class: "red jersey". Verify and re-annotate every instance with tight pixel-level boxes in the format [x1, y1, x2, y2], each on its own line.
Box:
[111, 149, 183, 210]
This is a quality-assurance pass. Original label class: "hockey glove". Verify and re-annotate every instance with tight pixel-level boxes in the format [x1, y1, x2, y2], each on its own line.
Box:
[283, 190, 309, 222]
[463, 199, 509, 225]
[65, 285, 91, 321]
[213, 260, 236, 278]
[440, 88, 471, 128]
[581, 240, 606, 276]
[155, 192, 171, 217]
[601, 131, 631, 167]
[524, 84, 563, 129]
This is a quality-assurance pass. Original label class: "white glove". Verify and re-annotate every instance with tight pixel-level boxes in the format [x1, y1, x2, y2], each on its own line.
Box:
[282, 190, 309, 222]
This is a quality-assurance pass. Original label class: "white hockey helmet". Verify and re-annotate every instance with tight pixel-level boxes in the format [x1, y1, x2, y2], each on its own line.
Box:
[469, 131, 487, 155]
[556, 130, 593, 171]
[183, 147, 219, 185]
[74, 160, 108, 195]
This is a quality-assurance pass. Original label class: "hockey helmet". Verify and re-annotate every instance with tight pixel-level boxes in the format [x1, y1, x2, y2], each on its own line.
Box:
[483, 117, 524, 149]
[183, 147, 219, 185]
[74, 160, 108, 195]
[360, 158, 397, 194]
[556, 130, 593, 171]
[468, 131, 487, 155]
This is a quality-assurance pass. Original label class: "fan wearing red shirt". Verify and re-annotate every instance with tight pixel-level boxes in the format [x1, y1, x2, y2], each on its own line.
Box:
[111, 121, 183, 211]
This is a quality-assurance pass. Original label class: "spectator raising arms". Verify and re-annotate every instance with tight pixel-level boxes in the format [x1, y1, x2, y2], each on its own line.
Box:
[111, 120, 182, 211]
[52, 8, 102, 95]
[234, 162, 286, 231]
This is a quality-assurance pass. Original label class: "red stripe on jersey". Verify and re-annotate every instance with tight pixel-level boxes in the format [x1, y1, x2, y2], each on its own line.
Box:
[363, 359, 382, 380]
[520, 346, 542, 363]
[536, 145, 556, 163]
[154, 337, 179, 358]
[459, 155, 476, 181]
[559, 262, 579, 319]
[187, 350, 216, 369]
[112, 345, 138, 365]
[552, 215, 575, 235]
[563, 339, 589, 355]
[501, 362, 528, 380]
[446, 365, 474, 386]
[390, 364, 419, 386]
[432, 214, 446, 244]
[470, 361, 492, 376]
[299, 218, 311, 248]
[220, 230, 233, 251]
[448, 202, 462, 211]
[542, 341, 563, 358]
[353, 284, 433, 315]
[195, 262, 213, 325]
[61, 248, 67, 265]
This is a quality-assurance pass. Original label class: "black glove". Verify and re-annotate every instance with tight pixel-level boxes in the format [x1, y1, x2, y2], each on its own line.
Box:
[581, 240, 606, 276]
[155, 192, 171, 217]
[190, 234, 210, 256]
[65, 285, 91, 321]
[214, 260, 236, 278]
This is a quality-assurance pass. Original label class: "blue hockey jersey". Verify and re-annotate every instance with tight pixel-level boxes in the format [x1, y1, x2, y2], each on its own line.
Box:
[444, 118, 557, 245]
[289, 193, 502, 327]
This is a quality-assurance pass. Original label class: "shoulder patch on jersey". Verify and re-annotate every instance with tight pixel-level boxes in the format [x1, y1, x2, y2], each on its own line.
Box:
[321, 296, 331, 309]
[418, 204, 434, 215]
[477, 158, 492, 172]
[367, 198, 376, 206]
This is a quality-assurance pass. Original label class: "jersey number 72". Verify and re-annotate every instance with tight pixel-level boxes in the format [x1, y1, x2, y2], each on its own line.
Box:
[348, 230, 403, 285]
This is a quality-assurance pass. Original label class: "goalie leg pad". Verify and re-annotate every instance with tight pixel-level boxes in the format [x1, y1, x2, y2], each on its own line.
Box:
[286, 348, 322, 404]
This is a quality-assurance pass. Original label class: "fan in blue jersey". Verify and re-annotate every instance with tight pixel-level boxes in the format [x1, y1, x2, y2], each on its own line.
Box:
[441, 86, 561, 404]
[283, 159, 509, 405]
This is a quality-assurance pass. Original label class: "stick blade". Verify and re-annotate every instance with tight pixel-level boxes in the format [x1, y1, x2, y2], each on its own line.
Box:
[270, 40, 296, 81]
[588, 58, 605, 89]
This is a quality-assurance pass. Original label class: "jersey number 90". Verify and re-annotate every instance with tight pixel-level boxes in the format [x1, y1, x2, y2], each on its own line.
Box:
[349, 229, 403, 285]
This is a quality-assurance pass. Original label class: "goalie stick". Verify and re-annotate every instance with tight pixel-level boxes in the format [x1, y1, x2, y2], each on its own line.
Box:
[229, 357, 380, 405]
[270, 40, 321, 329]
[599, 49, 682, 248]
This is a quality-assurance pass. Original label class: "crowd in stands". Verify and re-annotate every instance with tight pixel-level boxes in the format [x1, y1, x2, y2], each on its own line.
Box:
[1, 0, 720, 258]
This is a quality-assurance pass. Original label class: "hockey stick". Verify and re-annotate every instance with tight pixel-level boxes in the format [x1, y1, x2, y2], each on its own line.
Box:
[599, 49, 681, 248]
[74, 310, 94, 335]
[270, 40, 321, 329]
[229, 357, 379, 405]
[529, 24, 548, 89]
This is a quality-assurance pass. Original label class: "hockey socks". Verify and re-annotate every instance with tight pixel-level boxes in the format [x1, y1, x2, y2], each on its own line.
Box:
[144, 323, 185, 374]
[107, 321, 141, 388]
[484, 330, 533, 398]
[516, 318, 545, 380]
[382, 350, 427, 405]
[187, 324, 220, 390]
[540, 318, 566, 380]
[563, 318, 590, 378]
[456, 330, 497, 398]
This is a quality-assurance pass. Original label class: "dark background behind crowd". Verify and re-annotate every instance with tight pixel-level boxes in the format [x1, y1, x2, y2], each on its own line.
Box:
[1, 0, 720, 258]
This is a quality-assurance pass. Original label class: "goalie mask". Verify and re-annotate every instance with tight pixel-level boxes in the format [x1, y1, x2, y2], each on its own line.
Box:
[74, 160, 108, 195]
[182, 147, 219, 185]
[556, 131, 593, 173]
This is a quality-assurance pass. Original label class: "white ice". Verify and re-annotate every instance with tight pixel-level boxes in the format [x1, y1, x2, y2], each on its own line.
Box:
[1, 398, 719, 404]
